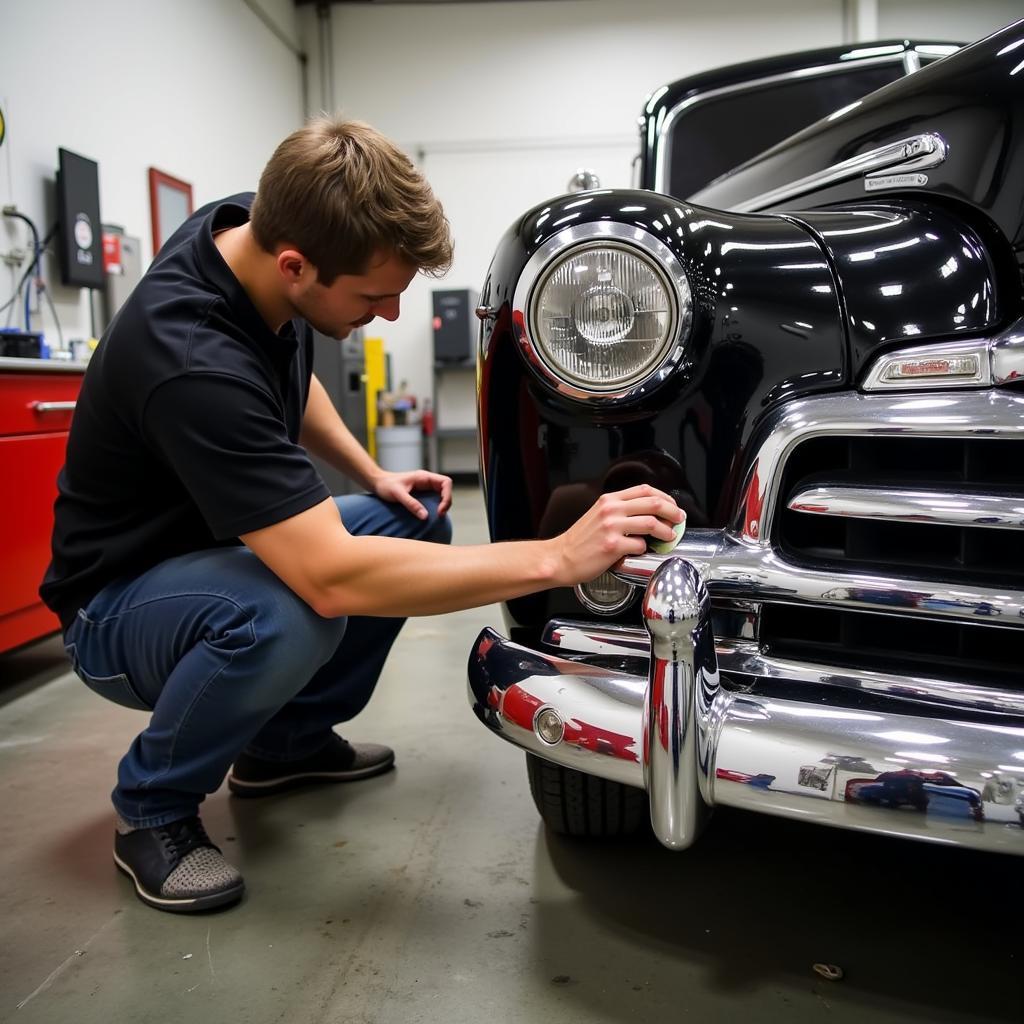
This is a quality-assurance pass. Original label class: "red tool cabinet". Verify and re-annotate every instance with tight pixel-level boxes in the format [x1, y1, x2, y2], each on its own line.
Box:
[0, 364, 84, 654]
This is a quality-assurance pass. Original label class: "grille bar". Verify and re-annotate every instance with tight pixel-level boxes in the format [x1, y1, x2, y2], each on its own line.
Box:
[542, 617, 1024, 716]
[617, 536, 1024, 630]
[788, 485, 1024, 530]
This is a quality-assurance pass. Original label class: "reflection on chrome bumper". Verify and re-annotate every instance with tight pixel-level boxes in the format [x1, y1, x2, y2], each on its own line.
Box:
[467, 556, 1024, 855]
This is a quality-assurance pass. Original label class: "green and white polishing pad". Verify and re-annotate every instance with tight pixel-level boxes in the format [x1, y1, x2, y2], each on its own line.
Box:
[648, 517, 686, 554]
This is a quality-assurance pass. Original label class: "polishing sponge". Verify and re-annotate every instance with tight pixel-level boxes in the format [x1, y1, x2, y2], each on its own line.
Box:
[647, 517, 686, 555]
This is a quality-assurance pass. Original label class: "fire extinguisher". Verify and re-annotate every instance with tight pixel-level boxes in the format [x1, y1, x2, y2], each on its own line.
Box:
[421, 398, 435, 437]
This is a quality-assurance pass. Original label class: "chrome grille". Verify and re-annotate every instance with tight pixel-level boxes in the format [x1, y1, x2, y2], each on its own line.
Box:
[776, 435, 1024, 586]
[613, 390, 1024, 703]
[768, 433, 1024, 685]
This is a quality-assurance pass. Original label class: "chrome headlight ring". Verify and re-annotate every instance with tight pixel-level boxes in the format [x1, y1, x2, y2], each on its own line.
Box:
[512, 222, 693, 402]
[574, 572, 638, 616]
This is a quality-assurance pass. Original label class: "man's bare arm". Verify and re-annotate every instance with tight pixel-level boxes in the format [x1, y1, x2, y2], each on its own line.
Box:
[241, 485, 684, 618]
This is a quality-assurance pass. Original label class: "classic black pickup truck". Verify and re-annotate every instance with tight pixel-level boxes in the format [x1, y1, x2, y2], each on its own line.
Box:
[468, 20, 1024, 855]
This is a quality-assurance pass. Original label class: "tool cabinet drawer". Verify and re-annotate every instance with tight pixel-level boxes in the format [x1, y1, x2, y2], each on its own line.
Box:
[0, 373, 81, 436]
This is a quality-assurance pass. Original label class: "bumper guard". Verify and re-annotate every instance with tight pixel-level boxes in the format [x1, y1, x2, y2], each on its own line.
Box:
[467, 558, 1024, 856]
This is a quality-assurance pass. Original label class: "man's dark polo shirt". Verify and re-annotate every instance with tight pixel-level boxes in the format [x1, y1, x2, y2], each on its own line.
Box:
[40, 193, 330, 630]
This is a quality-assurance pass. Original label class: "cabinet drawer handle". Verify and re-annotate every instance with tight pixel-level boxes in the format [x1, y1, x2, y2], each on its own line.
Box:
[30, 401, 77, 413]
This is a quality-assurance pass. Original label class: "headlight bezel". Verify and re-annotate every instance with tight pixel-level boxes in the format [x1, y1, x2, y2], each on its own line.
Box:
[574, 573, 638, 616]
[512, 222, 693, 402]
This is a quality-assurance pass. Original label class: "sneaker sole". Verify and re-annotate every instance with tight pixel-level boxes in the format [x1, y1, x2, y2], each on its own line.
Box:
[226, 754, 395, 797]
[113, 852, 245, 913]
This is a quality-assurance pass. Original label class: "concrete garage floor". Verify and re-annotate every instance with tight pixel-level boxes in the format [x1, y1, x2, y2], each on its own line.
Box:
[0, 486, 1020, 1023]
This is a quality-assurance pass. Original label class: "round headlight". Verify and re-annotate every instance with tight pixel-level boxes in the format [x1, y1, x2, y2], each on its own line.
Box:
[574, 571, 636, 615]
[530, 240, 686, 393]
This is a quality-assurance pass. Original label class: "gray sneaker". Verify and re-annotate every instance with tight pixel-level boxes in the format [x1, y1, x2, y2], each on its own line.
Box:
[113, 816, 244, 913]
[227, 734, 395, 797]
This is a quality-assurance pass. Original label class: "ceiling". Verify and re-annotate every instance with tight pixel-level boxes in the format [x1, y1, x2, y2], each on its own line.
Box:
[294, 1, 545, 6]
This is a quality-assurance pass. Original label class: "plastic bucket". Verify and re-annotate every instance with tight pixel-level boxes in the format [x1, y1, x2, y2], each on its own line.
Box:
[376, 425, 422, 472]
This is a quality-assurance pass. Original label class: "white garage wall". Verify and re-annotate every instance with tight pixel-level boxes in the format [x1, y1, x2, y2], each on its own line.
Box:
[1, 0, 304, 349]
[878, 0, 1023, 41]
[4, 0, 1018, 428]
[300, 0, 1022, 432]
[303, 0, 845, 419]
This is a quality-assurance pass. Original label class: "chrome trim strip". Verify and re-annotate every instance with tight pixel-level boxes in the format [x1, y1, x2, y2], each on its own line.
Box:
[511, 222, 693, 403]
[543, 618, 1024, 717]
[724, 132, 947, 214]
[468, 617, 1024, 855]
[543, 619, 651, 656]
[617, 533, 1024, 630]
[787, 485, 1024, 530]
[654, 53, 909, 195]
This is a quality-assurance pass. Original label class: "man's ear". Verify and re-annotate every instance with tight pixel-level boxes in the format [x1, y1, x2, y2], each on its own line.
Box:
[276, 247, 311, 284]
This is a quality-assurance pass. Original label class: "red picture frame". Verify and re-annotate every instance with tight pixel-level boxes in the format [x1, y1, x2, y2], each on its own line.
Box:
[148, 167, 194, 255]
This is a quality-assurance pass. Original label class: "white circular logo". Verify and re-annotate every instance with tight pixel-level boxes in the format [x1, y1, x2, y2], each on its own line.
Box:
[74, 214, 93, 251]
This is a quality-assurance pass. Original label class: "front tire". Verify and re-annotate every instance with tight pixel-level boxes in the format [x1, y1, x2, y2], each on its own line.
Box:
[526, 753, 646, 838]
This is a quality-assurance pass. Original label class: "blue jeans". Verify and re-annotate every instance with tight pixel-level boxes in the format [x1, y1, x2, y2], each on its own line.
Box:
[62, 494, 452, 828]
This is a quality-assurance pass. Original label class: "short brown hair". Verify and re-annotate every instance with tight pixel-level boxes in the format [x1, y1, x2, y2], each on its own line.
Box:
[250, 117, 453, 283]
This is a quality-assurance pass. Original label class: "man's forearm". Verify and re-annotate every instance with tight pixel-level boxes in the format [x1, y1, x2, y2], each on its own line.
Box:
[241, 488, 683, 621]
[313, 535, 559, 618]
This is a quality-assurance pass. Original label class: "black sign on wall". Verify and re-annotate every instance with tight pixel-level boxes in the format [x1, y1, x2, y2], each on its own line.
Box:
[57, 147, 104, 289]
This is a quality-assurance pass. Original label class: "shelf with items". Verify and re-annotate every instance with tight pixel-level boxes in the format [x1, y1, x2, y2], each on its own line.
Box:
[436, 426, 477, 439]
[429, 361, 478, 479]
[429, 287, 479, 480]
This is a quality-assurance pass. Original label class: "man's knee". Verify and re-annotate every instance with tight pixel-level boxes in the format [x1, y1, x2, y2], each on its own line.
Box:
[415, 492, 453, 545]
[250, 587, 348, 682]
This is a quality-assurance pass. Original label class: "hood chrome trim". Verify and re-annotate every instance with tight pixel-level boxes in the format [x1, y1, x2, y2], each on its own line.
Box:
[724, 132, 947, 213]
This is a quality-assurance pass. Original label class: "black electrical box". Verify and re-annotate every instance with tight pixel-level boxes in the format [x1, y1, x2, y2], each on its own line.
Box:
[57, 147, 104, 289]
[432, 288, 478, 364]
[0, 330, 43, 358]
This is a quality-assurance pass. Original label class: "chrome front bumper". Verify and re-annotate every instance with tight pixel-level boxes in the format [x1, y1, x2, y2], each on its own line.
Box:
[467, 558, 1024, 855]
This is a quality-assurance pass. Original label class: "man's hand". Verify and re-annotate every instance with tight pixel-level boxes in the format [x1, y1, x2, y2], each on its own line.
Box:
[550, 485, 685, 587]
[372, 469, 453, 519]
